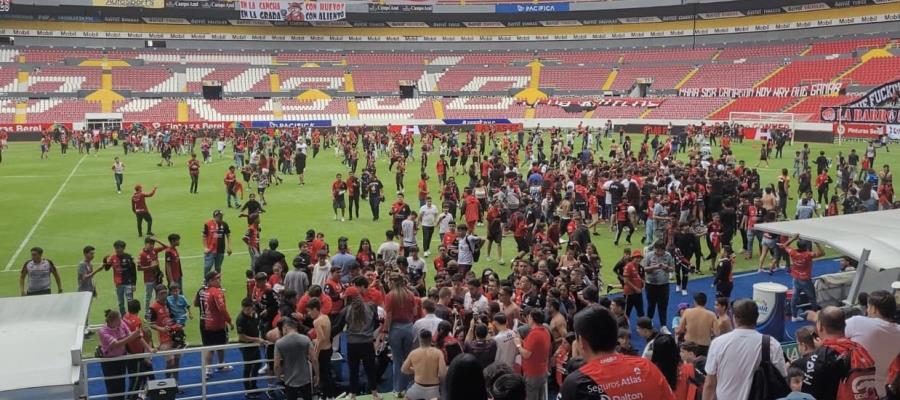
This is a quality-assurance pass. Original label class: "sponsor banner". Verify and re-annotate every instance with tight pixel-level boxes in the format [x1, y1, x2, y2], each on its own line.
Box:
[102, 16, 142, 23]
[474, 123, 522, 133]
[122, 121, 242, 131]
[679, 83, 843, 98]
[368, 3, 432, 12]
[821, 107, 899, 124]
[228, 19, 272, 26]
[833, 122, 884, 139]
[495, 2, 569, 13]
[143, 17, 191, 24]
[251, 120, 331, 128]
[538, 98, 662, 112]
[91, 0, 164, 8]
[166, 0, 236, 8]
[443, 119, 511, 125]
[539, 20, 581, 26]
[873, 0, 900, 3]
[698, 11, 744, 19]
[618, 16, 661, 23]
[5, 12, 899, 42]
[386, 21, 429, 28]
[307, 20, 352, 27]
[0, 122, 73, 133]
[783, 2, 830, 12]
[462, 21, 504, 28]
[238, 0, 345, 22]
[842, 79, 900, 108]
[887, 124, 900, 139]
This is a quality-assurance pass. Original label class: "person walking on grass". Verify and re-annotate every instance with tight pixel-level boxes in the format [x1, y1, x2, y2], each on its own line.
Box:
[19, 246, 62, 296]
[187, 153, 200, 194]
[112, 156, 125, 194]
[131, 184, 157, 237]
[203, 210, 232, 277]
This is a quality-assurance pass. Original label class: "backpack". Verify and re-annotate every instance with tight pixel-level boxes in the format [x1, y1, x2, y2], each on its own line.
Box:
[747, 335, 790, 400]
[824, 338, 879, 400]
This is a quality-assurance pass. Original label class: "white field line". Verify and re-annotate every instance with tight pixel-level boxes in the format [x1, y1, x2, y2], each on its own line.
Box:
[4, 155, 87, 271]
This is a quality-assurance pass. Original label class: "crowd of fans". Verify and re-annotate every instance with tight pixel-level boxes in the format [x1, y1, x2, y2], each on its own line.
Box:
[16, 122, 900, 400]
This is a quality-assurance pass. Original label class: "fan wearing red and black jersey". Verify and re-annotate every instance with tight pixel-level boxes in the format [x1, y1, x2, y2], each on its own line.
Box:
[560, 306, 675, 400]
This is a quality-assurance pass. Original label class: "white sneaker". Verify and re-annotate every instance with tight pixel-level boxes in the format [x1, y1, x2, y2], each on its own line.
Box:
[423, 251, 430, 257]
[341, 217, 345, 222]
[498, 259, 504, 265]
[676, 285, 682, 292]
[681, 290, 688, 296]
[791, 316, 805, 322]
[258, 364, 268, 375]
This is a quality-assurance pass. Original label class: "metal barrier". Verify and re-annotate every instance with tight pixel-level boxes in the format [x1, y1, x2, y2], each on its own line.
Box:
[81, 342, 282, 400]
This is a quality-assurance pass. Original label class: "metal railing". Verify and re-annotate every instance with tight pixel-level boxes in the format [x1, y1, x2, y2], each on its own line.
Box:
[81, 342, 282, 400]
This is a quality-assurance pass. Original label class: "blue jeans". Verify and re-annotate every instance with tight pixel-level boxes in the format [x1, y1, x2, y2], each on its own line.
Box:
[204, 252, 225, 277]
[388, 322, 414, 392]
[144, 282, 156, 313]
[645, 219, 655, 244]
[116, 284, 135, 316]
[791, 278, 818, 317]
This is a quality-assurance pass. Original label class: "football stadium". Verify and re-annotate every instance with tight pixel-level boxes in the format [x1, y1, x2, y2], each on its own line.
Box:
[0, 0, 899, 399]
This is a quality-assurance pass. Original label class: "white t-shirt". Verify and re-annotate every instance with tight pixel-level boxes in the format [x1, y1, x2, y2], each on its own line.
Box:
[846, 315, 900, 397]
[419, 204, 439, 227]
[464, 292, 489, 315]
[437, 212, 454, 234]
[377, 241, 400, 265]
[705, 328, 786, 400]
[493, 329, 518, 369]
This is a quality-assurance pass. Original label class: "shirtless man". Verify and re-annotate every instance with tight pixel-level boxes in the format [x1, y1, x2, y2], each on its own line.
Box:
[548, 299, 568, 345]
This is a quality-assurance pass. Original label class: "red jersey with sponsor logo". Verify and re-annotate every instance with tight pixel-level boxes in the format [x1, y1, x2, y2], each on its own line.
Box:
[560, 353, 675, 400]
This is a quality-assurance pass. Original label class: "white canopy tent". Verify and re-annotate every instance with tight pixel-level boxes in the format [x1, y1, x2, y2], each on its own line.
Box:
[0, 292, 92, 400]
[754, 209, 900, 305]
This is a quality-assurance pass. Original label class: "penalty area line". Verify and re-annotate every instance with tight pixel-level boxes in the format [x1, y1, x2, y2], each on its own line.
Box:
[3, 155, 87, 272]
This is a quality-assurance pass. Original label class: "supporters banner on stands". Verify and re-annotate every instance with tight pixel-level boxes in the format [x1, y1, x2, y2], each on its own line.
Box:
[678, 83, 843, 98]
[537, 98, 663, 112]
[840, 79, 900, 108]
[833, 123, 885, 139]
[494, 2, 569, 13]
[821, 107, 900, 124]
[238, 0, 346, 21]
[91, 0, 164, 8]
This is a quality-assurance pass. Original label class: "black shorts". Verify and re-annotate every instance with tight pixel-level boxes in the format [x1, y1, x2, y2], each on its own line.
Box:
[515, 237, 529, 253]
[488, 226, 502, 243]
[201, 326, 228, 346]
[334, 197, 345, 209]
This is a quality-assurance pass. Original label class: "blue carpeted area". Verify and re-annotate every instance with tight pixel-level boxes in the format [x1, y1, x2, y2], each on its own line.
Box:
[86, 258, 842, 400]
[628, 258, 842, 351]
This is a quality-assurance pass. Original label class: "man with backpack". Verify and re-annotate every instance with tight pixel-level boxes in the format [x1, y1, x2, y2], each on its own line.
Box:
[456, 224, 483, 276]
[791, 306, 879, 400]
[703, 299, 787, 400]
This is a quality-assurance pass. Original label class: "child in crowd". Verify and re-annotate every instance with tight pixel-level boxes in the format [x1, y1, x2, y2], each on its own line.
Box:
[778, 367, 816, 400]
[166, 283, 192, 327]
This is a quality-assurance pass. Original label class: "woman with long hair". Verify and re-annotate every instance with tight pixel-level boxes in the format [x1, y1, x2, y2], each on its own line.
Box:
[435, 320, 463, 365]
[97, 309, 143, 400]
[333, 287, 381, 400]
[651, 334, 700, 400]
[383, 275, 421, 397]
[356, 238, 376, 268]
[443, 353, 488, 400]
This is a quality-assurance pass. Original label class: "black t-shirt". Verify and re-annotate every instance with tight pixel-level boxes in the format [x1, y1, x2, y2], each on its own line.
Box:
[236, 312, 260, 340]
[254, 249, 286, 276]
[116, 253, 138, 286]
[367, 179, 383, 197]
[848, 153, 859, 166]
[790, 346, 848, 400]
[203, 221, 231, 254]
[464, 339, 498, 369]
